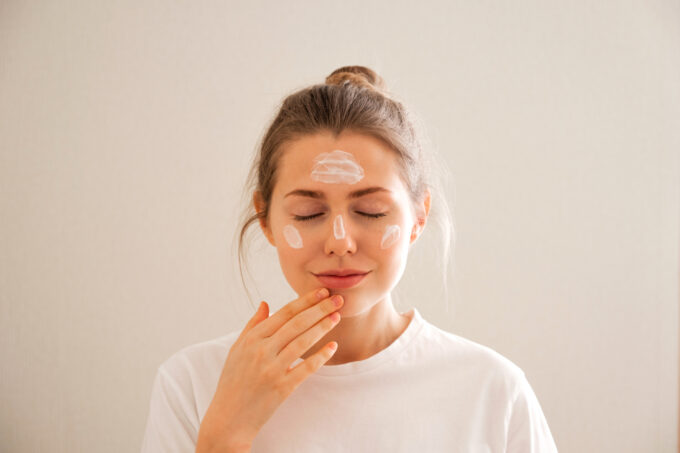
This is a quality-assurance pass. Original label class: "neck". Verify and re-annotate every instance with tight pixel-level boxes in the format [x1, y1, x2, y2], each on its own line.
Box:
[301, 292, 412, 365]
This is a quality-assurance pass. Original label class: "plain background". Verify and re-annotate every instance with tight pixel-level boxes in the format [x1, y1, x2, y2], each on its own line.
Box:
[1, 1, 678, 452]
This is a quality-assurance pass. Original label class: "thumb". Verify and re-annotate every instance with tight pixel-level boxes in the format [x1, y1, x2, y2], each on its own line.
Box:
[256, 301, 269, 321]
[242, 301, 269, 333]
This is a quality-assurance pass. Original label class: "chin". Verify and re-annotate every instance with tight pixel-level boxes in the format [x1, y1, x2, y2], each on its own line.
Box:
[331, 288, 379, 307]
[327, 286, 362, 296]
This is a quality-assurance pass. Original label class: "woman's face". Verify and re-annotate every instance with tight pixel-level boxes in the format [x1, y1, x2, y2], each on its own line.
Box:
[256, 130, 428, 318]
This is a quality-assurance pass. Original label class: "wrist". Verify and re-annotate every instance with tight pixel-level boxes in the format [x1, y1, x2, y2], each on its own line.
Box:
[196, 415, 254, 453]
[196, 433, 252, 453]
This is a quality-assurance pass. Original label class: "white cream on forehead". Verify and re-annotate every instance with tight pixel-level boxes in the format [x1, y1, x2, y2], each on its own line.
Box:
[380, 224, 400, 249]
[310, 149, 364, 184]
[283, 224, 303, 249]
[333, 215, 345, 239]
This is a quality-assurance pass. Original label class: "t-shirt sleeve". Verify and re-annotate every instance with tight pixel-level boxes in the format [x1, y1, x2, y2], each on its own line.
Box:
[506, 372, 559, 452]
[140, 366, 199, 453]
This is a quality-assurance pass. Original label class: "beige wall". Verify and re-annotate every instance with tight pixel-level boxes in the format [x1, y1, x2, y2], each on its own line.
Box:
[1, 1, 678, 451]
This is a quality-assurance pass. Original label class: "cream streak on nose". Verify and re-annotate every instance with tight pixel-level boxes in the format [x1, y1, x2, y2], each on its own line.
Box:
[283, 224, 303, 249]
[333, 215, 345, 239]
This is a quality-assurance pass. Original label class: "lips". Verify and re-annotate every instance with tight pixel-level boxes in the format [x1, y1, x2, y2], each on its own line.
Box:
[313, 269, 370, 289]
[316, 269, 369, 277]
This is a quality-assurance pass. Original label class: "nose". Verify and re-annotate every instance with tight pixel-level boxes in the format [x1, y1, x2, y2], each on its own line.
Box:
[324, 214, 356, 256]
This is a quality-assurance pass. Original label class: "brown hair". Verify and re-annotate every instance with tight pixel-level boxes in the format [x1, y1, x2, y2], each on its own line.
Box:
[232, 65, 455, 309]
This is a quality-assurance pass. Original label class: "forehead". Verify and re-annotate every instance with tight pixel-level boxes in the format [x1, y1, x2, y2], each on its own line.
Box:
[276, 131, 403, 191]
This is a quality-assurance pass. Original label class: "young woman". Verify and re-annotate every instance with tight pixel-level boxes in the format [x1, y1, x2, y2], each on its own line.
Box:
[141, 66, 558, 452]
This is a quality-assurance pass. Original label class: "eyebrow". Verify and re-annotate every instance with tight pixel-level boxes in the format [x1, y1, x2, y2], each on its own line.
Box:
[284, 186, 392, 200]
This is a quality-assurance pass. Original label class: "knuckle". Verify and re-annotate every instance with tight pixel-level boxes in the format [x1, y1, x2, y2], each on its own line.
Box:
[289, 335, 311, 355]
[290, 316, 307, 332]
[323, 316, 335, 329]
[252, 345, 268, 362]
[242, 331, 257, 348]
[324, 300, 337, 313]
[273, 378, 291, 397]
[243, 336, 269, 359]
[279, 305, 293, 319]
[311, 288, 327, 300]
[261, 366, 277, 382]
[303, 357, 317, 373]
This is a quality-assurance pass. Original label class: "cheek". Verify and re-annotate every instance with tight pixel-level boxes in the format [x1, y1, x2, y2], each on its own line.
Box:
[375, 224, 410, 284]
[282, 224, 303, 249]
[275, 225, 314, 284]
[375, 224, 407, 269]
[379, 224, 401, 249]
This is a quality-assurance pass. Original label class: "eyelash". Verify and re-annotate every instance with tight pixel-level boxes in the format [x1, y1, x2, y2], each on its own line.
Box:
[294, 212, 386, 221]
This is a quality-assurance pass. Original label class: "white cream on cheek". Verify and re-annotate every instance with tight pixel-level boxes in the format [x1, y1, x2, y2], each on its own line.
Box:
[380, 224, 400, 249]
[283, 224, 303, 249]
[310, 149, 364, 184]
[333, 215, 345, 239]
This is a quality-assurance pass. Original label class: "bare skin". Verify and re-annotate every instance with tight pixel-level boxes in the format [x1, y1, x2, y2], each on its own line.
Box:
[300, 292, 413, 365]
[256, 130, 430, 366]
[196, 288, 345, 452]
[196, 131, 431, 452]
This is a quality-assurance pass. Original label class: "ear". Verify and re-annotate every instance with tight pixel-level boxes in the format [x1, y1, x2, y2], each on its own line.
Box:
[253, 191, 275, 246]
[410, 188, 431, 244]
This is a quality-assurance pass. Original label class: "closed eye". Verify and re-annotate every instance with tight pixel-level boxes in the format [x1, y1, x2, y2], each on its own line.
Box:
[359, 212, 387, 219]
[293, 213, 322, 221]
[294, 212, 387, 221]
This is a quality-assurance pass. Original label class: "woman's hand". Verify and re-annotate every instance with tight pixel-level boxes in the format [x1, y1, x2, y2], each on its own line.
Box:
[195, 287, 343, 453]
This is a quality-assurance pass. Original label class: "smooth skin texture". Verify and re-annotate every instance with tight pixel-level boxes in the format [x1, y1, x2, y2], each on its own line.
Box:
[196, 288, 344, 452]
[197, 130, 431, 452]
[255, 130, 431, 365]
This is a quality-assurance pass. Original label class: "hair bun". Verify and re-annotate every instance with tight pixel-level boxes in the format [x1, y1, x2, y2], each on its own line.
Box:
[325, 65, 387, 93]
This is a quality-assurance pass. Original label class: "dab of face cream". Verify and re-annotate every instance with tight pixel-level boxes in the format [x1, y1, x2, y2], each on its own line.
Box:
[380, 224, 400, 249]
[310, 150, 364, 184]
[333, 215, 345, 239]
[283, 224, 303, 249]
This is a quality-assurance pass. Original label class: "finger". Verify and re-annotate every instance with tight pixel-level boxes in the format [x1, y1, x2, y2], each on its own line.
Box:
[275, 307, 341, 370]
[251, 287, 329, 339]
[269, 294, 342, 355]
[285, 340, 338, 385]
[237, 301, 269, 342]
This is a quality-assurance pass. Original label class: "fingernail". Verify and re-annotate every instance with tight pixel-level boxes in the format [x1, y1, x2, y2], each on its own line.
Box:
[332, 295, 343, 307]
[317, 288, 329, 298]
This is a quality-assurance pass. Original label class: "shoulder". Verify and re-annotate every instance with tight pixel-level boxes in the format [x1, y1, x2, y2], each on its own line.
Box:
[417, 320, 527, 391]
[157, 330, 241, 389]
[421, 320, 525, 374]
[142, 332, 243, 449]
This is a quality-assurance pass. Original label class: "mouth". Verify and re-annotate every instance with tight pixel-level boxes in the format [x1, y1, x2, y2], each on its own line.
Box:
[313, 270, 370, 289]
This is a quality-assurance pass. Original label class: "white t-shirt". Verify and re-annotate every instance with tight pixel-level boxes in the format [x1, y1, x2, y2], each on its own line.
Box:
[141, 307, 558, 452]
